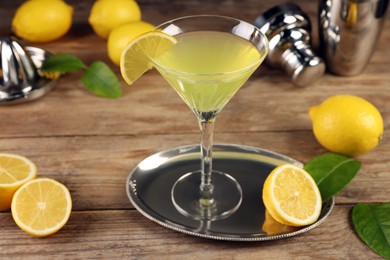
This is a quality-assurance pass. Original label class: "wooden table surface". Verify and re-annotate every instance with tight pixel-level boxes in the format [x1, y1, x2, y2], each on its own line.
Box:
[1, 0, 389, 258]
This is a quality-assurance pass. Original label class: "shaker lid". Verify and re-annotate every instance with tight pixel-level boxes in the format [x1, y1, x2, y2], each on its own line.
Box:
[254, 3, 324, 87]
[293, 57, 326, 87]
[282, 46, 325, 87]
[254, 3, 303, 28]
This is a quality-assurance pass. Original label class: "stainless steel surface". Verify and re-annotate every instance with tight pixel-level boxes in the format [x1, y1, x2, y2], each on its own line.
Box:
[0, 37, 57, 104]
[254, 3, 325, 87]
[126, 144, 335, 241]
[319, 0, 389, 76]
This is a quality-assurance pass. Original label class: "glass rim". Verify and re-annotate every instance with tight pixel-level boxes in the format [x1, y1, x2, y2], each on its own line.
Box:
[150, 14, 269, 77]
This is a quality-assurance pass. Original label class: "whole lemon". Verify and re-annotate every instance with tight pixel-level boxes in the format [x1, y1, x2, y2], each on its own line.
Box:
[309, 95, 384, 156]
[12, 0, 73, 43]
[108, 21, 155, 66]
[89, 0, 142, 39]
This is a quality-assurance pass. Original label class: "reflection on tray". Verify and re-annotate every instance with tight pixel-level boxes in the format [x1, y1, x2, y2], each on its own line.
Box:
[262, 210, 299, 236]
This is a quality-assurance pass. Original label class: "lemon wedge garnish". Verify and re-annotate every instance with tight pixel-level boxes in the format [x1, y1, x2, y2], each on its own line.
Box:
[120, 31, 177, 85]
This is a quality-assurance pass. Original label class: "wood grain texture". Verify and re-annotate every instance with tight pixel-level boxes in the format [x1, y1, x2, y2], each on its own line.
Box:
[0, 0, 389, 258]
[0, 68, 388, 138]
[0, 132, 388, 212]
[0, 206, 381, 259]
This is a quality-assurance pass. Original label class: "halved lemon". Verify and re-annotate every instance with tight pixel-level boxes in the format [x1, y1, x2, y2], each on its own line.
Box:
[262, 164, 322, 226]
[0, 153, 37, 210]
[11, 178, 72, 237]
[120, 31, 177, 85]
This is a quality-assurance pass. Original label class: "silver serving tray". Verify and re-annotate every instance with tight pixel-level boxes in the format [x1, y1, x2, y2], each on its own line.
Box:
[126, 144, 334, 241]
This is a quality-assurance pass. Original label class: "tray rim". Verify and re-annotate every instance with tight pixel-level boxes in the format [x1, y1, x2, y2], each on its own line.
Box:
[126, 143, 335, 241]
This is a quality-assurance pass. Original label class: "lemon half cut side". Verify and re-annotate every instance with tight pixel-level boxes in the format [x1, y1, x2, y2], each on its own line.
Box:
[11, 178, 72, 237]
[262, 164, 322, 227]
[0, 153, 37, 210]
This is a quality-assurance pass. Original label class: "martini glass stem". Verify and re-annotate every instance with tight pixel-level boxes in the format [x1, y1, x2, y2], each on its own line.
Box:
[199, 120, 215, 207]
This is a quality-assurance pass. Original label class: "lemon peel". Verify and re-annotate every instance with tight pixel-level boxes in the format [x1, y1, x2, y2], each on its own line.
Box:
[309, 95, 383, 156]
[88, 0, 141, 39]
[12, 0, 73, 43]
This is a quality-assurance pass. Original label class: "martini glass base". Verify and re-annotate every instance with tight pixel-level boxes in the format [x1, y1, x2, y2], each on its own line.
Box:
[171, 170, 243, 221]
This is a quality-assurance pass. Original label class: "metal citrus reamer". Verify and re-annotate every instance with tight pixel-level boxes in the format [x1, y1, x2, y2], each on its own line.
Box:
[0, 37, 57, 104]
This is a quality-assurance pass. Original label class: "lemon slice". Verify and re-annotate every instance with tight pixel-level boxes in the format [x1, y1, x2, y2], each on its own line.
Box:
[120, 31, 177, 85]
[0, 153, 37, 210]
[262, 164, 322, 227]
[11, 178, 72, 237]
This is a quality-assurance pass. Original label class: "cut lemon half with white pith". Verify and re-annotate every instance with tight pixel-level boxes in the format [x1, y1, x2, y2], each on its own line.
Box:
[120, 31, 177, 85]
[262, 164, 322, 227]
[0, 153, 37, 210]
[11, 178, 72, 237]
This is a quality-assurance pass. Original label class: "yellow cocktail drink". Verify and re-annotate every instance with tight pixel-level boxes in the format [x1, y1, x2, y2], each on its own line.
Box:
[154, 31, 266, 120]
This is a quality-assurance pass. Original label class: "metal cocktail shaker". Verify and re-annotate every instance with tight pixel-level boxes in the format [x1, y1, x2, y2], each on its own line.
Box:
[254, 3, 325, 87]
[319, 0, 389, 76]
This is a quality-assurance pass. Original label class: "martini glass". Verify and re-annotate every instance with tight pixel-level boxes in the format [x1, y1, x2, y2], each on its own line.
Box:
[151, 15, 268, 221]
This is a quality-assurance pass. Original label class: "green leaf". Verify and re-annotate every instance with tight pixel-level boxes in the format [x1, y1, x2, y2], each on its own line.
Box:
[41, 53, 87, 72]
[304, 152, 361, 202]
[352, 203, 390, 259]
[81, 61, 122, 99]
